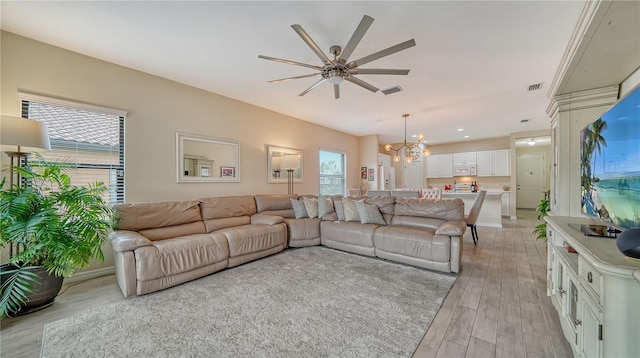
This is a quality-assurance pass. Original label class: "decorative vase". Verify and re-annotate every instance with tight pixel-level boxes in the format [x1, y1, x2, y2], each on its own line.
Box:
[0, 264, 64, 316]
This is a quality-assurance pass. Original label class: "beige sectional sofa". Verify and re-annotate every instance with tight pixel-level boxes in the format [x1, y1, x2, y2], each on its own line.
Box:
[109, 196, 286, 297]
[109, 194, 465, 297]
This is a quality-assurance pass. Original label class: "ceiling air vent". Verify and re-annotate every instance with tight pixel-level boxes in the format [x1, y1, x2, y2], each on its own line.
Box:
[382, 86, 403, 95]
[527, 82, 543, 92]
[521, 119, 530, 123]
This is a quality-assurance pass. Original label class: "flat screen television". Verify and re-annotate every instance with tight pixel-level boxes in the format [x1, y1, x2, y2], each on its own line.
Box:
[580, 84, 640, 231]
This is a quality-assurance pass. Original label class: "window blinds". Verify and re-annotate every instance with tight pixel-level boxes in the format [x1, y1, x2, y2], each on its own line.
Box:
[20, 95, 125, 204]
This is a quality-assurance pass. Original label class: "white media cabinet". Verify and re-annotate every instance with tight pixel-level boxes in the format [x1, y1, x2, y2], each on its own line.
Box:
[545, 216, 640, 357]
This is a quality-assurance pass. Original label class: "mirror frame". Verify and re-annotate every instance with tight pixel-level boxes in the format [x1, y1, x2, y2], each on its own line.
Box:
[176, 132, 240, 183]
[267, 145, 304, 184]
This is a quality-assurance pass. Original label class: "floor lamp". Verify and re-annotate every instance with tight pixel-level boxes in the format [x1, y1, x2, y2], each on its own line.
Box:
[1, 115, 51, 257]
[280, 154, 300, 195]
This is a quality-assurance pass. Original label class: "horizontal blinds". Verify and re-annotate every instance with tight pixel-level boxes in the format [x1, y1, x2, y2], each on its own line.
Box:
[21, 99, 125, 204]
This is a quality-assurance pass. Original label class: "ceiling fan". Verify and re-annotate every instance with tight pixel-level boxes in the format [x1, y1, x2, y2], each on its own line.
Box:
[258, 15, 416, 99]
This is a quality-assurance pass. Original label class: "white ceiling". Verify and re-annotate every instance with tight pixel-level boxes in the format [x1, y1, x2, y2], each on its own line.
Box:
[1, 1, 588, 145]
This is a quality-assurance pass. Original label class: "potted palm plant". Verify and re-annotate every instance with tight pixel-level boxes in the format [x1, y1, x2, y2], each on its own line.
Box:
[532, 190, 551, 242]
[0, 156, 113, 319]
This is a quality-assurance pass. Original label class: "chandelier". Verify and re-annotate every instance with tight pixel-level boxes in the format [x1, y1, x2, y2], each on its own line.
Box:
[384, 113, 430, 163]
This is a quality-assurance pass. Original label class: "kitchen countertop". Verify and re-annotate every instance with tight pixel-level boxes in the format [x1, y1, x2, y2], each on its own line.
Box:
[442, 191, 505, 196]
[442, 191, 504, 227]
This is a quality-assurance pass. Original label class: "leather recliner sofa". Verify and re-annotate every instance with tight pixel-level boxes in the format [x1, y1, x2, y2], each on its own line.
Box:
[109, 195, 286, 297]
[109, 194, 465, 297]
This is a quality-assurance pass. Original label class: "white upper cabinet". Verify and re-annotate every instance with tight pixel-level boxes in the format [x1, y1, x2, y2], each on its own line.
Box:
[477, 149, 510, 177]
[452, 152, 477, 165]
[427, 154, 453, 178]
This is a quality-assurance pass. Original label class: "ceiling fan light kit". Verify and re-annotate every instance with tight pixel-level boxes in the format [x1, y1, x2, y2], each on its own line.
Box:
[259, 15, 415, 99]
[385, 114, 430, 163]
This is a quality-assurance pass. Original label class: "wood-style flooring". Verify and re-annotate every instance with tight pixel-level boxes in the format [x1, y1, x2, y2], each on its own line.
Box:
[1, 210, 572, 358]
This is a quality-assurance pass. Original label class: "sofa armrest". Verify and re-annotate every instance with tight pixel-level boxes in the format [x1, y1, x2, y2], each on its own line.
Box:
[251, 213, 284, 225]
[435, 221, 467, 236]
[108, 230, 153, 252]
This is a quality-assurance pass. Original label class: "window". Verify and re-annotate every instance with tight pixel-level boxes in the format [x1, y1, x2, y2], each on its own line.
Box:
[19, 93, 126, 204]
[319, 149, 346, 196]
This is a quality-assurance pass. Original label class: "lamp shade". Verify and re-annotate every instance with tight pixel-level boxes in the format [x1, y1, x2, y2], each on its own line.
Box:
[280, 154, 300, 169]
[1, 115, 51, 152]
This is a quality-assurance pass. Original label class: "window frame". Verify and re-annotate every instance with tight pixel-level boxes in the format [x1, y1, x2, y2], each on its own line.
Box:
[18, 92, 126, 204]
[318, 148, 347, 196]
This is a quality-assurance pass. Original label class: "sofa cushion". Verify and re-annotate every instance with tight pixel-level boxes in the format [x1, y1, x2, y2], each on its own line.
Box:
[253, 194, 297, 212]
[334, 199, 345, 221]
[302, 196, 319, 219]
[284, 218, 321, 241]
[199, 196, 257, 220]
[115, 200, 202, 231]
[320, 221, 377, 248]
[342, 197, 362, 222]
[216, 224, 286, 257]
[139, 221, 207, 241]
[318, 196, 335, 218]
[374, 226, 451, 263]
[134, 233, 229, 281]
[203, 216, 251, 233]
[355, 201, 387, 226]
[364, 196, 396, 215]
[291, 198, 309, 219]
[390, 216, 445, 231]
[394, 198, 464, 221]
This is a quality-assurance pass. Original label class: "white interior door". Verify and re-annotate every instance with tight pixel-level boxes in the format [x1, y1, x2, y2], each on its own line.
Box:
[517, 153, 546, 209]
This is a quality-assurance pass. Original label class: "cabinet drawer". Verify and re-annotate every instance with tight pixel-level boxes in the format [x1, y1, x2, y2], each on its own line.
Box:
[578, 256, 602, 304]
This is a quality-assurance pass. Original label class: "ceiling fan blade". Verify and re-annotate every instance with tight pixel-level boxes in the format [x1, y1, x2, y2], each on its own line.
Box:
[268, 73, 321, 83]
[338, 15, 374, 63]
[334, 84, 340, 99]
[291, 24, 332, 65]
[352, 69, 410, 75]
[258, 55, 323, 71]
[345, 76, 379, 93]
[349, 39, 416, 68]
[299, 78, 328, 97]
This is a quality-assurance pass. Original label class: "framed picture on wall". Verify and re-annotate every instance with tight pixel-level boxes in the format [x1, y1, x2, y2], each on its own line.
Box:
[361, 167, 367, 180]
[368, 168, 374, 182]
[200, 166, 211, 177]
[221, 166, 235, 177]
[266, 145, 304, 184]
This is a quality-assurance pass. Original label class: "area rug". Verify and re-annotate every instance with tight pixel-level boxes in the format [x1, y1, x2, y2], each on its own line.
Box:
[41, 247, 455, 358]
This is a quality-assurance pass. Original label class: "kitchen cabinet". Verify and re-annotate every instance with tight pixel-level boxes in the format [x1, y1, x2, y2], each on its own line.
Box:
[501, 191, 510, 217]
[426, 154, 452, 178]
[477, 149, 510, 176]
[452, 152, 476, 165]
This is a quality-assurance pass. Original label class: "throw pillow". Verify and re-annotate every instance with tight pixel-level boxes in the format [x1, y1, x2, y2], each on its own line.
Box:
[302, 196, 319, 219]
[317, 196, 335, 218]
[334, 199, 345, 221]
[291, 199, 309, 219]
[342, 197, 362, 222]
[355, 201, 387, 225]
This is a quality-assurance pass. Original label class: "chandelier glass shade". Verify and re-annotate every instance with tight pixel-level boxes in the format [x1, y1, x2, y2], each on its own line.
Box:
[384, 114, 430, 163]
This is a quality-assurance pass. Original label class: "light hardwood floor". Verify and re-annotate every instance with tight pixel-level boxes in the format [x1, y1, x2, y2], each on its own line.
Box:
[1, 210, 572, 358]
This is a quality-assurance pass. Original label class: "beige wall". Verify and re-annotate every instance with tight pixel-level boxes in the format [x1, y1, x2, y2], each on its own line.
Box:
[0, 31, 361, 276]
[1, 32, 361, 201]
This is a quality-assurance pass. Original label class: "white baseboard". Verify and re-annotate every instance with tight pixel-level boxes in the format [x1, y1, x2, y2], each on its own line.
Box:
[65, 266, 115, 283]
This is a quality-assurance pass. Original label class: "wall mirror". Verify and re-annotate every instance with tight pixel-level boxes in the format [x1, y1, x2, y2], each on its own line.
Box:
[177, 132, 240, 183]
[267, 145, 303, 184]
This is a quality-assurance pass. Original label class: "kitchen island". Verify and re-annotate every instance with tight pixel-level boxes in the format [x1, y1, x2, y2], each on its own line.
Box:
[442, 191, 504, 228]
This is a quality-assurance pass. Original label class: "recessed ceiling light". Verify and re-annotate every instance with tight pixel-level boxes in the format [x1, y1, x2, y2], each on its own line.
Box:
[411, 134, 417, 138]
[464, 135, 470, 139]
[457, 128, 464, 132]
